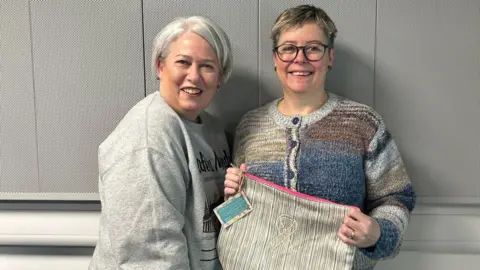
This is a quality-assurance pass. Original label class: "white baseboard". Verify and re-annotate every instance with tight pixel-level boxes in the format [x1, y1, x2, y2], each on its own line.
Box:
[0, 196, 478, 250]
[0, 196, 478, 270]
[0, 210, 99, 246]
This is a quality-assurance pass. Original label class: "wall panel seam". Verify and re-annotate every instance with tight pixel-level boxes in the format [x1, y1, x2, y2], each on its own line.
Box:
[257, 0, 260, 107]
[373, 0, 378, 109]
[28, 0, 41, 192]
[141, 0, 146, 97]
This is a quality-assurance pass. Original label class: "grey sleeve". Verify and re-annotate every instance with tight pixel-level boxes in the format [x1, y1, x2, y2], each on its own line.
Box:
[99, 147, 190, 269]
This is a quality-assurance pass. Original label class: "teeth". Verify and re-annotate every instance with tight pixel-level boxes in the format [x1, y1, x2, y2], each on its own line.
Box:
[291, 72, 311, 76]
[182, 88, 201, 94]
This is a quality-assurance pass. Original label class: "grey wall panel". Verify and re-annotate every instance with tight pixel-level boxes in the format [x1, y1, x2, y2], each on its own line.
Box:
[29, 0, 145, 194]
[0, 1, 39, 192]
[376, 0, 480, 197]
[259, 0, 376, 106]
[143, 0, 259, 133]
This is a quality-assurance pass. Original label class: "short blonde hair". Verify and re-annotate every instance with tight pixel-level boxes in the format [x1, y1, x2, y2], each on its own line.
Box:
[271, 5, 338, 49]
[151, 16, 233, 84]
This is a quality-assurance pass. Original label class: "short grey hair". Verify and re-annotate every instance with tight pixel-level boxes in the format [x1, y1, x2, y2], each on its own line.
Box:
[151, 16, 233, 84]
[271, 5, 338, 49]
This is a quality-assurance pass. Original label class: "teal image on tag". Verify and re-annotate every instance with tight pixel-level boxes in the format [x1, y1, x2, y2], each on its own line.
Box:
[214, 191, 253, 228]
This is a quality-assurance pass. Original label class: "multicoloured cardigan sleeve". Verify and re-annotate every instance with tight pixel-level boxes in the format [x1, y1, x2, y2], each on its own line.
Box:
[361, 119, 416, 259]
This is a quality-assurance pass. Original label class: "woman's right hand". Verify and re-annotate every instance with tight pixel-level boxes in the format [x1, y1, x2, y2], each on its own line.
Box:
[224, 163, 246, 197]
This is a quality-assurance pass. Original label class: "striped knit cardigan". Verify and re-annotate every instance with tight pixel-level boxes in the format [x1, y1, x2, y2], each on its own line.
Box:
[231, 92, 416, 270]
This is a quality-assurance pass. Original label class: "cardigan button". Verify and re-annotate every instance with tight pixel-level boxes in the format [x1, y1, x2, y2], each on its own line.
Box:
[290, 140, 297, 148]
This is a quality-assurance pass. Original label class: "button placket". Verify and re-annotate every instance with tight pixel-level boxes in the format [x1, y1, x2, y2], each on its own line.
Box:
[285, 116, 301, 190]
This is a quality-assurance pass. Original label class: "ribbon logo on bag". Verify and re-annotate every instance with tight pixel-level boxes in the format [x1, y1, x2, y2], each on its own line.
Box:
[270, 214, 298, 251]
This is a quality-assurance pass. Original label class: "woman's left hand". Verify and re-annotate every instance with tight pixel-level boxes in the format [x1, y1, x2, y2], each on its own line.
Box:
[337, 209, 380, 248]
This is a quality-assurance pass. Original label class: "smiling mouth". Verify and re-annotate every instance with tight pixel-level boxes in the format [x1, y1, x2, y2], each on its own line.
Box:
[289, 71, 313, 76]
[181, 88, 203, 96]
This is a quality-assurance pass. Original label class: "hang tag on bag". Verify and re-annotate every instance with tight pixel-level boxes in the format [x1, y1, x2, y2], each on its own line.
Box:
[214, 164, 253, 228]
[214, 191, 253, 228]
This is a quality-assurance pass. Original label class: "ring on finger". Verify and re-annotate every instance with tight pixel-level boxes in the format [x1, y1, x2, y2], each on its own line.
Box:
[349, 230, 355, 239]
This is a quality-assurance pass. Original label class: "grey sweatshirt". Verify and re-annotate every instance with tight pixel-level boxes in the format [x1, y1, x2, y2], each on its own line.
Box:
[89, 92, 230, 270]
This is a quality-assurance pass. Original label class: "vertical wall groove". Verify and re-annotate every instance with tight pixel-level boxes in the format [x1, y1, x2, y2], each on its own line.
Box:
[373, 0, 378, 110]
[141, 0, 147, 97]
[27, 0, 41, 192]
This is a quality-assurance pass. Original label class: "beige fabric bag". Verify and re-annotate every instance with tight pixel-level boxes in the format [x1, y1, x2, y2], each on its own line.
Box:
[217, 173, 356, 270]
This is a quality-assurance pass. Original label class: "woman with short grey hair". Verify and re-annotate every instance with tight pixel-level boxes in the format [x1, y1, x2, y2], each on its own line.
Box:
[90, 16, 233, 270]
[222, 5, 415, 270]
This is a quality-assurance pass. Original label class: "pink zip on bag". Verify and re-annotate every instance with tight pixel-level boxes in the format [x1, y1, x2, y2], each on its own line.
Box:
[245, 172, 359, 210]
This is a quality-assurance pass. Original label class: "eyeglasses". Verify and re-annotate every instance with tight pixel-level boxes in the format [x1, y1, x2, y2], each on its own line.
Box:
[273, 43, 329, 62]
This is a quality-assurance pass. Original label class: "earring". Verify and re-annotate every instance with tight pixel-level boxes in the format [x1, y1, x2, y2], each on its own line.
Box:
[274, 66, 277, 71]
[328, 65, 332, 71]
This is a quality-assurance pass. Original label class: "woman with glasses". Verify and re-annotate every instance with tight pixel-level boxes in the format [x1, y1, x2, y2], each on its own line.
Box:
[223, 5, 415, 269]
